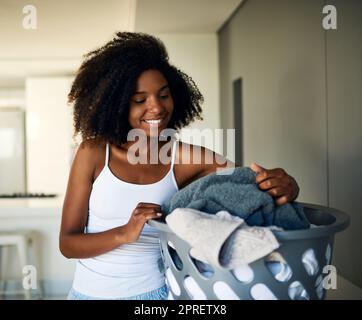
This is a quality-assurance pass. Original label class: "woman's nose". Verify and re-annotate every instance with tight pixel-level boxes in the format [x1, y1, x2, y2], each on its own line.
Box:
[147, 96, 164, 113]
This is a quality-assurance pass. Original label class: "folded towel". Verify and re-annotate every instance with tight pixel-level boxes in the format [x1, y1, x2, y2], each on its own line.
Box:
[166, 208, 280, 269]
[162, 167, 310, 230]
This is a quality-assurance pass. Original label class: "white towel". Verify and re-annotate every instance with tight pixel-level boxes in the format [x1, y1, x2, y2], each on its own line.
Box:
[166, 208, 279, 269]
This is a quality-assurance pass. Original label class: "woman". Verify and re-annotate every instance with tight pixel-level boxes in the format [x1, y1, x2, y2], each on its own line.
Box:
[59, 32, 299, 300]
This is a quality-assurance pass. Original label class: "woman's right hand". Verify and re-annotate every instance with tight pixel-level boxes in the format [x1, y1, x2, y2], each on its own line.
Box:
[123, 202, 162, 243]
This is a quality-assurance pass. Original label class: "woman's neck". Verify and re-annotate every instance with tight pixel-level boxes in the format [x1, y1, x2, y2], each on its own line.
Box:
[119, 137, 172, 164]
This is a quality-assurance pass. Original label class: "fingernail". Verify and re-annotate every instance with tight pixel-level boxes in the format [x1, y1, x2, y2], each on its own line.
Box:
[157, 213, 162, 216]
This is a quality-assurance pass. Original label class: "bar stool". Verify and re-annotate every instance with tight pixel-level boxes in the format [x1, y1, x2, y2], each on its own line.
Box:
[0, 230, 42, 300]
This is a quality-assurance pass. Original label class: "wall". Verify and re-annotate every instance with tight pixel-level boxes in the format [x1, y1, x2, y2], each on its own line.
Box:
[326, 0, 362, 288]
[155, 34, 221, 151]
[218, 0, 362, 287]
[219, 0, 327, 204]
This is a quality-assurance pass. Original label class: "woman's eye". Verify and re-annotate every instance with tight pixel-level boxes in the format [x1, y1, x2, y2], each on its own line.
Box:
[134, 99, 146, 104]
[160, 95, 169, 100]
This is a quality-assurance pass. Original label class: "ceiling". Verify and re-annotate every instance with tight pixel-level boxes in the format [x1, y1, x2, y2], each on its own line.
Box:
[135, 0, 242, 33]
[0, 0, 135, 59]
[0, 0, 242, 87]
[0, 0, 136, 86]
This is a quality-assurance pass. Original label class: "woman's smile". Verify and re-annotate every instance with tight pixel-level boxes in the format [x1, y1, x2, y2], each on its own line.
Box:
[142, 117, 166, 126]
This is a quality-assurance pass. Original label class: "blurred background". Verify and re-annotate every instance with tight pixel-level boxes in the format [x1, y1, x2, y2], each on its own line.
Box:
[0, 0, 361, 299]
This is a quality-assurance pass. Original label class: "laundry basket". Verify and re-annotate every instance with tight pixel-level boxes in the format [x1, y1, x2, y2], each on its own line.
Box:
[148, 203, 350, 300]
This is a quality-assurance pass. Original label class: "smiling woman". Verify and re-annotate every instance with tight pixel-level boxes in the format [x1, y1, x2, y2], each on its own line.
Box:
[60, 31, 300, 301]
[61, 32, 208, 300]
[68, 32, 204, 146]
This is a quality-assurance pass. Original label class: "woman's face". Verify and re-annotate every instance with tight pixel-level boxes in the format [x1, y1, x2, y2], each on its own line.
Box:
[128, 69, 174, 137]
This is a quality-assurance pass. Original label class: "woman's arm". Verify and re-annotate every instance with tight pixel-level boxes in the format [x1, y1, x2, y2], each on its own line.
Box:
[177, 143, 232, 179]
[183, 144, 299, 206]
[59, 142, 130, 259]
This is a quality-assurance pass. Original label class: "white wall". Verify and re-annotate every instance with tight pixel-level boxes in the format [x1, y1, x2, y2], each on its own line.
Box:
[25, 77, 74, 195]
[155, 34, 221, 151]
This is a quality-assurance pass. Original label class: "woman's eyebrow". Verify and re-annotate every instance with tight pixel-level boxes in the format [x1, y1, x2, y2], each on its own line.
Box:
[134, 85, 169, 95]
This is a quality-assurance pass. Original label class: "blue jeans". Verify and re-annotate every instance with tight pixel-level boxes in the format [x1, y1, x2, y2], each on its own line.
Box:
[67, 285, 168, 300]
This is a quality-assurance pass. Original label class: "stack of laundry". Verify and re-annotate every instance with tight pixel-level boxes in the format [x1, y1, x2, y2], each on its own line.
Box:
[162, 166, 310, 270]
[162, 167, 310, 230]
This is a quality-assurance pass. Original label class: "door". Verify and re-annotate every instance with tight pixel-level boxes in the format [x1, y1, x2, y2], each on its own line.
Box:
[233, 78, 243, 166]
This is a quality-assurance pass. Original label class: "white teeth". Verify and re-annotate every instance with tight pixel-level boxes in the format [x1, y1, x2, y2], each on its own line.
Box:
[144, 119, 162, 124]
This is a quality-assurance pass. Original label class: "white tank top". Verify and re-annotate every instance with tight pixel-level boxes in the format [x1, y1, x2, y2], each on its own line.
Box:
[72, 140, 179, 298]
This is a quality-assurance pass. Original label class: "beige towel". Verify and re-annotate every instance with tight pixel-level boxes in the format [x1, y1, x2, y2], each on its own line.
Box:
[166, 208, 279, 269]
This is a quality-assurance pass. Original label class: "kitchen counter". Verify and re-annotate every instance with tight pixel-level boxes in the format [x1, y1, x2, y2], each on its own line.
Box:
[0, 196, 64, 218]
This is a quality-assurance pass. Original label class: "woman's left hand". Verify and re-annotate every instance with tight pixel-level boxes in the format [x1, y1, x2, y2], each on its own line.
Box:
[250, 162, 299, 206]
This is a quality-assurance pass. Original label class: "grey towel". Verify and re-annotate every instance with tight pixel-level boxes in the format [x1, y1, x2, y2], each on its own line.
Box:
[162, 167, 310, 230]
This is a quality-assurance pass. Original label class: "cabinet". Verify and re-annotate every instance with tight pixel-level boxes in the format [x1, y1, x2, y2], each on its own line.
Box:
[25, 77, 74, 195]
[0, 108, 26, 194]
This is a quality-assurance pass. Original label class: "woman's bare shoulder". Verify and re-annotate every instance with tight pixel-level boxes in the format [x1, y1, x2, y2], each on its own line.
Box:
[72, 139, 106, 176]
[78, 139, 106, 152]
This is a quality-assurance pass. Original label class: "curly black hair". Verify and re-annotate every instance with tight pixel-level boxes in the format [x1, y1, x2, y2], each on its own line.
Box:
[68, 32, 204, 146]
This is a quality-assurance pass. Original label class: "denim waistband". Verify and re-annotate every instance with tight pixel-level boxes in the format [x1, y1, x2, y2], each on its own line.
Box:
[67, 284, 168, 300]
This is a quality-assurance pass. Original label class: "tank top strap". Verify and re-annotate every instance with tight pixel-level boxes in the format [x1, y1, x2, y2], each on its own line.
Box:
[105, 143, 110, 166]
[170, 139, 178, 169]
